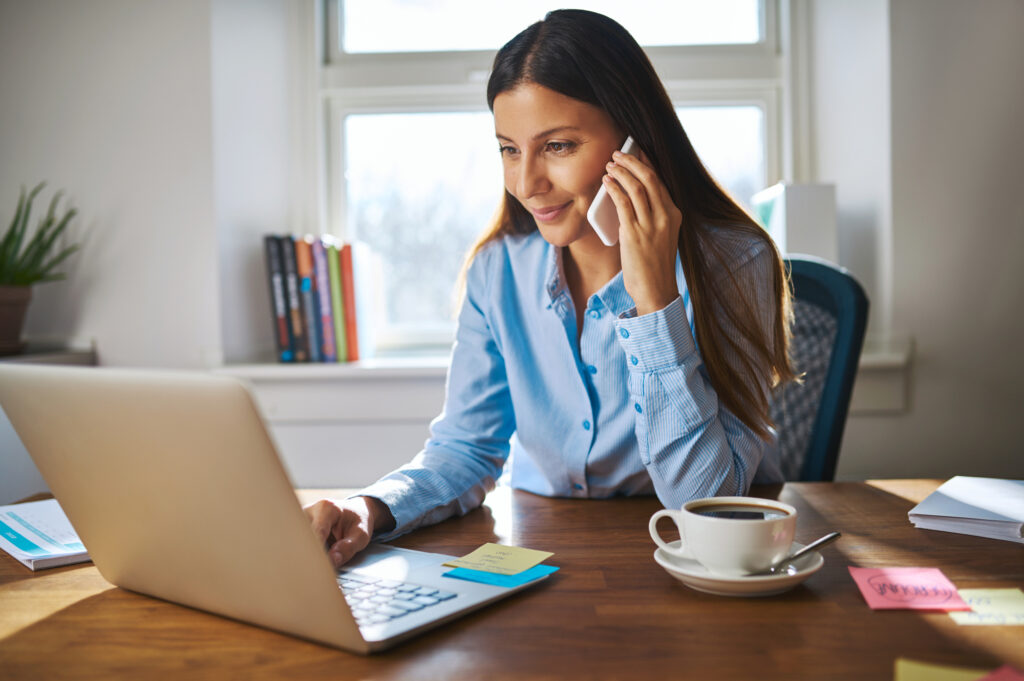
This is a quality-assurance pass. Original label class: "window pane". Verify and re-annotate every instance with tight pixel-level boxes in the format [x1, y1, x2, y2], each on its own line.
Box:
[676, 105, 765, 210]
[345, 107, 767, 346]
[343, 0, 761, 54]
[344, 112, 502, 340]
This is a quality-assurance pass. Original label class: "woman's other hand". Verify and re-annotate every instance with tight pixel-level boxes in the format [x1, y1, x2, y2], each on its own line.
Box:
[303, 496, 394, 568]
[601, 149, 683, 316]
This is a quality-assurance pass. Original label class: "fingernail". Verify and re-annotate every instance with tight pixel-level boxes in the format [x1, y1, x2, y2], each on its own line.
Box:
[331, 550, 342, 563]
[612, 151, 622, 158]
[606, 161, 615, 169]
[602, 174, 612, 182]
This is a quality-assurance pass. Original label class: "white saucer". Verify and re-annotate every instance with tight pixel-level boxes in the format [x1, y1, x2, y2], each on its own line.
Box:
[653, 541, 824, 597]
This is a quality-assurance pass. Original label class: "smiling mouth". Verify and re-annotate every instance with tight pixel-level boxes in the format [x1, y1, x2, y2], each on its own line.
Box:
[530, 202, 571, 223]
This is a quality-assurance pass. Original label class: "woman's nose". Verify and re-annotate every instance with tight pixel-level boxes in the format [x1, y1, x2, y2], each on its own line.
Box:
[515, 155, 550, 198]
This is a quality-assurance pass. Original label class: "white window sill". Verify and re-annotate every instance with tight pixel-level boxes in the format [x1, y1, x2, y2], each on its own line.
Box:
[216, 336, 913, 417]
[850, 336, 914, 415]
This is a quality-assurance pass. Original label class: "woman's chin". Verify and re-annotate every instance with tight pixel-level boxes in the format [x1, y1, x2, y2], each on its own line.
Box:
[536, 219, 594, 248]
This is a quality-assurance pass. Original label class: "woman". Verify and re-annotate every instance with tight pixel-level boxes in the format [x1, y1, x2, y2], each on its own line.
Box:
[306, 9, 794, 567]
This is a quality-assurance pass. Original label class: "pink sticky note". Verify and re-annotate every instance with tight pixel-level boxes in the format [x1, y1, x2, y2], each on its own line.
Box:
[848, 567, 971, 610]
[978, 666, 1024, 681]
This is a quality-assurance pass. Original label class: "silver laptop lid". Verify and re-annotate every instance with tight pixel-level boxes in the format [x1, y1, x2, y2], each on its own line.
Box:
[0, 365, 367, 653]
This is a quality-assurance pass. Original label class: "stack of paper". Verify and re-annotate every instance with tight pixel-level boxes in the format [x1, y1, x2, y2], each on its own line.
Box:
[908, 477, 1024, 544]
[0, 498, 91, 570]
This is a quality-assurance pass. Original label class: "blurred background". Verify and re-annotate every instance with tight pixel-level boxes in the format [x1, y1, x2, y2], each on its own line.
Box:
[1, 0, 1022, 502]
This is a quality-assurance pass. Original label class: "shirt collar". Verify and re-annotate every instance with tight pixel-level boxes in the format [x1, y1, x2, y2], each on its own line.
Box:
[543, 243, 687, 316]
[543, 242, 565, 307]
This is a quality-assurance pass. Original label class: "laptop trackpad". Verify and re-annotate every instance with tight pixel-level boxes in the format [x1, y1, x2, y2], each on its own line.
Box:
[341, 544, 455, 581]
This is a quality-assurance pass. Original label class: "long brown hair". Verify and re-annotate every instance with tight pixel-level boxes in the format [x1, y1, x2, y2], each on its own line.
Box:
[464, 9, 794, 439]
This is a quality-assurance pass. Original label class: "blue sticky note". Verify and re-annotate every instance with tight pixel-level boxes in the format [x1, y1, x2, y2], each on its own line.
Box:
[443, 564, 560, 588]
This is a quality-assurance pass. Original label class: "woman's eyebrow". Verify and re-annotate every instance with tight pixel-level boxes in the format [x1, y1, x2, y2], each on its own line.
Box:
[495, 126, 582, 143]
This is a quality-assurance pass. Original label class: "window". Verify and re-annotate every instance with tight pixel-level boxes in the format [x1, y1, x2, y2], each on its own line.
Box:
[322, 1, 782, 352]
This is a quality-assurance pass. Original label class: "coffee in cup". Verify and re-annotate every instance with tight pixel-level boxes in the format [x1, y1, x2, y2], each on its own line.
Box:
[649, 496, 797, 576]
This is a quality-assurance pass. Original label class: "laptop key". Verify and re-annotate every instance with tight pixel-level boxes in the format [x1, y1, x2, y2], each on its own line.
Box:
[412, 596, 439, 606]
[377, 605, 408, 618]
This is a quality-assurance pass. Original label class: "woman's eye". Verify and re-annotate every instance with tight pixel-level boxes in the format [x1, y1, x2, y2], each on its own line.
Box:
[546, 141, 575, 154]
[499, 145, 519, 156]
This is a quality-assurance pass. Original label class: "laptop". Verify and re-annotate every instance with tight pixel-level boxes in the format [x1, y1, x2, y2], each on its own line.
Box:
[0, 364, 550, 653]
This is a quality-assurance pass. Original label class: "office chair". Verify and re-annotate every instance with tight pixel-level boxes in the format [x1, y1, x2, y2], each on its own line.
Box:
[769, 255, 869, 481]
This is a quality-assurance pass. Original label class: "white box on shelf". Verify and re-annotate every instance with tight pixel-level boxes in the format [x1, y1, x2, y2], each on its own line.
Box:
[752, 183, 838, 262]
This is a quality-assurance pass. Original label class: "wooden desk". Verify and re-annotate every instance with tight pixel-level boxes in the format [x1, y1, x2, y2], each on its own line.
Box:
[1, 481, 1021, 680]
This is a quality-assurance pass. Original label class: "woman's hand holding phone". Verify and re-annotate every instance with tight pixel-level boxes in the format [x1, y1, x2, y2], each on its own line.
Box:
[599, 143, 683, 317]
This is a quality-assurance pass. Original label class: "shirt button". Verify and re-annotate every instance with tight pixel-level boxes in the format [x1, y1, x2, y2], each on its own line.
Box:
[630, 355, 639, 366]
[634, 403, 643, 414]
[588, 309, 600, 319]
[619, 328, 630, 339]
[587, 365, 597, 375]
[582, 419, 591, 430]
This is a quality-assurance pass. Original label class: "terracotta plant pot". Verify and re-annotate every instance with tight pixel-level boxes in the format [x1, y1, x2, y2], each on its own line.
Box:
[0, 285, 32, 355]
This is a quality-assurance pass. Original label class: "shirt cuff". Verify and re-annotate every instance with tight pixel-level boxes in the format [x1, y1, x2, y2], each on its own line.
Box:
[614, 295, 697, 371]
[349, 477, 415, 543]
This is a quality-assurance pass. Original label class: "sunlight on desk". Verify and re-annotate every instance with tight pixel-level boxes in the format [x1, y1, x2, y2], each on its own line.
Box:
[0, 566, 113, 639]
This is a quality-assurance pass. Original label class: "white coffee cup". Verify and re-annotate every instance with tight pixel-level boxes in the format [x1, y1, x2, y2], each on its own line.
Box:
[649, 496, 798, 576]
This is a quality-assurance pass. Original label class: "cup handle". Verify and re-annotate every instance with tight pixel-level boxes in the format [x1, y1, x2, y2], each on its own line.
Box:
[649, 510, 688, 558]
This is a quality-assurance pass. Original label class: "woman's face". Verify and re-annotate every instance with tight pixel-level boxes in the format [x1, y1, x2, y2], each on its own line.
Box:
[493, 83, 623, 247]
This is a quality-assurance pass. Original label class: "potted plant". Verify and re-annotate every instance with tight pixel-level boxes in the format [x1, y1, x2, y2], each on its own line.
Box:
[0, 183, 80, 355]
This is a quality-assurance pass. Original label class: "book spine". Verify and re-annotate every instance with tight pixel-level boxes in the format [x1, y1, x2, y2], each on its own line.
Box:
[326, 241, 347, 362]
[294, 237, 322, 363]
[311, 237, 337, 362]
[279, 236, 309, 362]
[339, 243, 359, 362]
[262, 235, 294, 362]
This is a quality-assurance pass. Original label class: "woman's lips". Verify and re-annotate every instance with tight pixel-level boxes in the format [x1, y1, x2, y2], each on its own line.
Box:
[530, 202, 571, 223]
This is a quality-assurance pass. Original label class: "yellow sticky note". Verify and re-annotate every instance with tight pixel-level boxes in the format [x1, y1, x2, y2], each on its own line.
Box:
[443, 543, 553, 576]
[950, 588, 1024, 626]
[894, 658, 991, 681]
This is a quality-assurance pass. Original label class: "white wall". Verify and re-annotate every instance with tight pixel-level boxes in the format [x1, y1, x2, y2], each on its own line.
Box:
[0, 0, 306, 502]
[0, 0, 222, 368]
[212, 0, 317, 364]
[807, 0, 892, 331]
[820, 0, 1024, 479]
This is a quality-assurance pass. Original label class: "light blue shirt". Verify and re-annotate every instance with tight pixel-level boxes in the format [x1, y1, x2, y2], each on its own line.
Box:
[360, 230, 782, 540]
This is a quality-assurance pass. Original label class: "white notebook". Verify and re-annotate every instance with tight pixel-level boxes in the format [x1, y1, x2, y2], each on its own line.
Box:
[908, 476, 1024, 544]
[0, 498, 90, 570]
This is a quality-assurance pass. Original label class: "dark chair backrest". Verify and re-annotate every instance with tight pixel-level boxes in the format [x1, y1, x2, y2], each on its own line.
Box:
[770, 255, 869, 481]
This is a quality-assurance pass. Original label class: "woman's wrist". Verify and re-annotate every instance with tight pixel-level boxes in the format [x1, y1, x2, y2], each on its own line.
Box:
[360, 495, 396, 533]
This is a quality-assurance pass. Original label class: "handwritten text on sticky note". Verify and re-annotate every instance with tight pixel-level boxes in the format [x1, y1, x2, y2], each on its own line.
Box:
[950, 588, 1024, 626]
[848, 567, 970, 610]
[443, 543, 553, 576]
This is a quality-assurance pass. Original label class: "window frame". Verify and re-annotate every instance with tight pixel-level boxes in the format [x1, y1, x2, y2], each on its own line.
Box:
[320, 0, 784, 351]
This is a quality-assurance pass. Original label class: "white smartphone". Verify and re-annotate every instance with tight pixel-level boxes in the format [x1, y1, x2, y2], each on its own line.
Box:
[587, 135, 637, 246]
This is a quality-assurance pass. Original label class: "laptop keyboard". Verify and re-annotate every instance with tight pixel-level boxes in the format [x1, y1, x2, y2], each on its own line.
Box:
[337, 571, 457, 627]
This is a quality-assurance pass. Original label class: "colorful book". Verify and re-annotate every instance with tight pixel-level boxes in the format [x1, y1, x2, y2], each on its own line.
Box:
[262, 235, 294, 362]
[311, 237, 337, 362]
[294, 237, 322, 363]
[326, 239, 348, 362]
[339, 243, 359, 361]
[279, 236, 309, 362]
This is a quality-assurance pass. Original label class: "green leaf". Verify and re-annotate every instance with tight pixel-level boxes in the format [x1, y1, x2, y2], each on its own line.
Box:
[1, 182, 80, 285]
